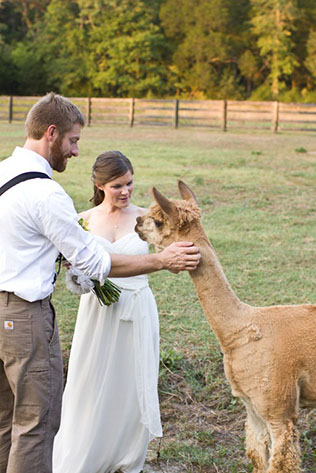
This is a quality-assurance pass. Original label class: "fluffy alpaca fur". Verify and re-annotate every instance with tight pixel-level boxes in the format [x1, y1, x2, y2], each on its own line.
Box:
[135, 180, 316, 473]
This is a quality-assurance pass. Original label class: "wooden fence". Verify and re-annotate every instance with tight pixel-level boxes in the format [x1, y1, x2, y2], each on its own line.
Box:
[1, 96, 316, 132]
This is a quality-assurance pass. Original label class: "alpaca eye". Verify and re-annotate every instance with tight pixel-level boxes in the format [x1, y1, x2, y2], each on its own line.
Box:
[154, 220, 163, 228]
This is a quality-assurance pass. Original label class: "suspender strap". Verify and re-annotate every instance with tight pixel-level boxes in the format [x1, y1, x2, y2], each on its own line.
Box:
[0, 172, 51, 196]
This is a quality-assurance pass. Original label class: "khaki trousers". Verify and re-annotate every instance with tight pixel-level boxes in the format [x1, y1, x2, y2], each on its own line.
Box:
[0, 292, 63, 473]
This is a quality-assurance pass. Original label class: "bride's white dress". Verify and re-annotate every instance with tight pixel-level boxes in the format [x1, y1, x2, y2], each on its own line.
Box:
[53, 232, 162, 473]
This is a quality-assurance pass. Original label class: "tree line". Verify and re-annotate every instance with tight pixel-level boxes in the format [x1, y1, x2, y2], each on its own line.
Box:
[1, 0, 316, 102]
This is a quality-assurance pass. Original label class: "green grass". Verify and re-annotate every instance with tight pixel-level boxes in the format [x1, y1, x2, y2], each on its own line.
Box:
[2, 123, 316, 472]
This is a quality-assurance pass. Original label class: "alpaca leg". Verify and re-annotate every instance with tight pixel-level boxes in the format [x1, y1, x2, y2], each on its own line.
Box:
[267, 420, 301, 473]
[245, 403, 270, 473]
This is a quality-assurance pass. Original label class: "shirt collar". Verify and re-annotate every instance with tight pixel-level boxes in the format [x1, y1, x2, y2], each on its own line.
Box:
[12, 147, 53, 178]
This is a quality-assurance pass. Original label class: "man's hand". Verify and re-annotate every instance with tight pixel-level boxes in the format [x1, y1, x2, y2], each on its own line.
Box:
[158, 241, 201, 272]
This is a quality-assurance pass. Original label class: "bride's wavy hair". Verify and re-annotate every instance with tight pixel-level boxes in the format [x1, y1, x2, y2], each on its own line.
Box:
[90, 150, 134, 206]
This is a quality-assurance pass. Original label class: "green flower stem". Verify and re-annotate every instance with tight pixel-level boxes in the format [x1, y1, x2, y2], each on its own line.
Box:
[92, 279, 121, 306]
[78, 217, 121, 306]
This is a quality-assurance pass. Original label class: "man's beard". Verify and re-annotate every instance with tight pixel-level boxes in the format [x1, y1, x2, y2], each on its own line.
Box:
[49, 137, 70, 172]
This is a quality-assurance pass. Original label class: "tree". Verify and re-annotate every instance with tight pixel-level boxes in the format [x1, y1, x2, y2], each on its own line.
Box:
[0, 43, 18, 94]
[238, 50, 261, 97]
[250, 0, 299, 98]
[0, 0, 50, 94]
[83, 0, 170, 97]
[32, 0, 170, 97]
[6, 0, 49, 30]
[32, 0, 89, 96]
[1, 0, 316, 99]
[305, 30, 316, 80]
[160, 0, 250, 98]
[11, 41, 49, 95]
[0, 2, 20, 93]
[293, 0, 316, 97]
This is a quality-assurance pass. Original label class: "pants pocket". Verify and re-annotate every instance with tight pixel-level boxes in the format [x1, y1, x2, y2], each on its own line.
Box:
[0, 305, 32, 358]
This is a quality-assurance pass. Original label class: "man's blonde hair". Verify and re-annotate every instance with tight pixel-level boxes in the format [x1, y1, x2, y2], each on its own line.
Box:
[25, 92, 85, 139]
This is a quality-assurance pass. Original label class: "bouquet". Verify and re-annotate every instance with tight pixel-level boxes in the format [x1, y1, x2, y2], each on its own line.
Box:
[64, 218, 121, 306]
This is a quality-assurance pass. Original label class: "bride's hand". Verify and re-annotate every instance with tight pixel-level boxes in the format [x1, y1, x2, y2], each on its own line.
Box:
[159, 241, 200, 272]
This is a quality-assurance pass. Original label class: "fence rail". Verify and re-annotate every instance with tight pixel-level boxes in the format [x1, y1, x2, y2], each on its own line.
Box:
[1, 96, 316, 132]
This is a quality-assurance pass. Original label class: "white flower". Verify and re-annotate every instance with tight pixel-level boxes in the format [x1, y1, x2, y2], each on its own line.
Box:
[65, 267, 94, 295]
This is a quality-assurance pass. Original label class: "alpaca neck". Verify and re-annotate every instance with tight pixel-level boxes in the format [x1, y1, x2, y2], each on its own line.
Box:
[189, 227, 247, 346]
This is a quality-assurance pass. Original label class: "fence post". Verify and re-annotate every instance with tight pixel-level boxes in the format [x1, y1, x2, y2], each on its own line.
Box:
[129, 98, 135, 127]
[221, 99, 227, 131]
[174, 99, 179, 128]
[273, 101, 279, 133]
[86, 97, 91, 126]
[9, 96, 13, 123]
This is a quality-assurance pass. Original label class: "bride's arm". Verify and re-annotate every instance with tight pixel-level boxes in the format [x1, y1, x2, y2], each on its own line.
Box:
[109, 241, 200, 276]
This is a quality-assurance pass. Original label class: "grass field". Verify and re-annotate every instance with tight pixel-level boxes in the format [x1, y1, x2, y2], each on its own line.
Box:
[1, 123, 316, 472]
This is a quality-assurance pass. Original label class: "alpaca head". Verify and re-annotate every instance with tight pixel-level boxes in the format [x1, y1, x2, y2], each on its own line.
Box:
[135, 180, 201, 250]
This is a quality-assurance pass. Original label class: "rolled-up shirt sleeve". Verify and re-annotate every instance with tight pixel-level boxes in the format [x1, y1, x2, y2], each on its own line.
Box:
[35, 185, 111, 283]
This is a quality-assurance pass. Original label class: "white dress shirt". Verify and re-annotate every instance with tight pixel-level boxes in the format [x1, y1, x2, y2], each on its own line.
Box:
[0, 147, 111, 302]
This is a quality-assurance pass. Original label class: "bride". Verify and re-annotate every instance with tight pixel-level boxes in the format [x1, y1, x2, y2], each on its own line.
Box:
[53, 151, 162, 473]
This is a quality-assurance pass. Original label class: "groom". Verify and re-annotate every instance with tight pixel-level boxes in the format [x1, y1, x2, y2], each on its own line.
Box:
[0, 92, 200, 473]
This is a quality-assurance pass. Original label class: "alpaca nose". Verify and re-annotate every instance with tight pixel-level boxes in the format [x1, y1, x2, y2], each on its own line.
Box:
[136, 216, 142, 224]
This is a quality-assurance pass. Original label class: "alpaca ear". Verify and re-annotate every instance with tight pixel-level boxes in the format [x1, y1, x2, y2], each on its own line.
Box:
[151, 186, 178, 219]
[178, 180, 197, 203]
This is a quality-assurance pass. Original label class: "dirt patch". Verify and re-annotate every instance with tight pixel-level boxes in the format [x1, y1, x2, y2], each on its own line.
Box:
[143, 463, 183, 473]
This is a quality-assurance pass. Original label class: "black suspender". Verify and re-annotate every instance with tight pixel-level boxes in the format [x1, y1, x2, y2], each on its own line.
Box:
[0, 172, 51, 197]
[0, 170, 62, 282]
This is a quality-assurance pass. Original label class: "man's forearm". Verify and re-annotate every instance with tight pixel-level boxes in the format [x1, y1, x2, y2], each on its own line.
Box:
[109, 253, 163, 277]
[108, 241, 200, 277]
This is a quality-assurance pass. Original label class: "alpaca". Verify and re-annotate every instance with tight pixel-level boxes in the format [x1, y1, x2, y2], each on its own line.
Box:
[135, 180, 316, 473]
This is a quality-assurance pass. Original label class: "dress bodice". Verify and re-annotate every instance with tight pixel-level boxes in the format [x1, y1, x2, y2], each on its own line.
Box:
[94, 232, 150, 288]
[94, 232, 148, 256]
